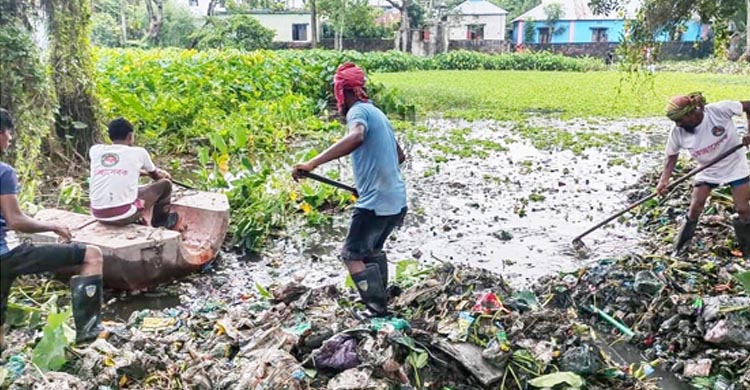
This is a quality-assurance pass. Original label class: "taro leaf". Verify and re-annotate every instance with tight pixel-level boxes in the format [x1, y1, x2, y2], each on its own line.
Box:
[31, 309, 72, 372]
[734, 271, 750, 294]
[395, 260, 420, 283]
[255, 283, 272, 299]
[528, 371, 584, 389]
[514, 290, 539, 308]
[197, 147, 210, 166]
[209, 132, 228, 155]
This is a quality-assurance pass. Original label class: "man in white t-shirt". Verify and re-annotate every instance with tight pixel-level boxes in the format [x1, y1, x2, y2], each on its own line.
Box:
[656, 93, 750, 257]
[89, 118, 178, 229]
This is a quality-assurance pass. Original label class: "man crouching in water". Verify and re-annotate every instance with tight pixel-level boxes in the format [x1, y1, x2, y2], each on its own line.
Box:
[293, 62, 407, 316]
[656, 93, 750, 257]
[0, 108, 105, 351]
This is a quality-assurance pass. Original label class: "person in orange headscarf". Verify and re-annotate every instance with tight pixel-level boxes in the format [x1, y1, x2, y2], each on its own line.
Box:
[657, 93, 750, 257]
[292, 63, 407, 316]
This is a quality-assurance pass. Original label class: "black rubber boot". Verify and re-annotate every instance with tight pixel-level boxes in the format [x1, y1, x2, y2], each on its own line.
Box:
[152, 212, 179, 229]
[732, 217, 750, 259]
[351, 264, 388, 317]
[70, 275, 104, 343]
[673, 217, 698, 256]
[365, 252, 388, 287]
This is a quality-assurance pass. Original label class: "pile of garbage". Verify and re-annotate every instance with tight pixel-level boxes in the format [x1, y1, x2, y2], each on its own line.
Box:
[537, 254, 750, 390]
[532, 162, 750, 390]
[2, 262, 669, 390]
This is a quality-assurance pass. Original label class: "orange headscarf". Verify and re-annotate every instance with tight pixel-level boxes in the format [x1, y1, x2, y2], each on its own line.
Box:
[333, 62, 368, 114]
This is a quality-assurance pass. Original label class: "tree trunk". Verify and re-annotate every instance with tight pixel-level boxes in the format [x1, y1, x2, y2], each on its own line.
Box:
[336, 1, 345, 50]
[144, 0, 164, 44]
[310, 0, 318, 47]
[744, 0, 750, 61]
[120, 0, 128, 45]
[47, 0, 101, 157]
[207, 0, 222, 16]
[385, 0, 408, 51]
[401, 0, 411, 52]
[397, 0, 411, 52]
[0, 1, 55, 201]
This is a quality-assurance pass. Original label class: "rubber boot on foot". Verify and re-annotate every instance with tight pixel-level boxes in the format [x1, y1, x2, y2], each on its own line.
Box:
[152, 212, 179, 230]
[351, 264, 388, 317]
[732, 217, 750, 260]
[70, 275, 104, 344]
[673, 217, 698, 257]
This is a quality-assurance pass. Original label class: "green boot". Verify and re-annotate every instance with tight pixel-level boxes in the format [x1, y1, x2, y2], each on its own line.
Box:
[70, 275, 104, 343]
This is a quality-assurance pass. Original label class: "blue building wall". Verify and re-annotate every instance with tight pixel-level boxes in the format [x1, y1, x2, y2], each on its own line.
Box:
[511, 19, 703, 44]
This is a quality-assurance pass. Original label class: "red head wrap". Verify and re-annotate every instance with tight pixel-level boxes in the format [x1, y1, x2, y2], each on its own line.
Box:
[333, 62, 368, 114]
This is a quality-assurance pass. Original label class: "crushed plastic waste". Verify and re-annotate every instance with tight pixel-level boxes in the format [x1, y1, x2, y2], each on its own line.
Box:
[532, 162, 750, 389]
[1, 262, 673, 390]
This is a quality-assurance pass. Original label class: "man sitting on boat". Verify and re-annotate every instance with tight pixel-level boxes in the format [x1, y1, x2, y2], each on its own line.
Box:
[1, 108, 105, 350]
[89, 117, 178, 229]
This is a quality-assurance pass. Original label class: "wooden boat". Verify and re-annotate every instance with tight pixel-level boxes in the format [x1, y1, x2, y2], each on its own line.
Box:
[29, 189, 230, 291]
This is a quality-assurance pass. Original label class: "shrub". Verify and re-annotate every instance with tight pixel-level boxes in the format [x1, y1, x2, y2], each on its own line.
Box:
[191, 15, 275, 51]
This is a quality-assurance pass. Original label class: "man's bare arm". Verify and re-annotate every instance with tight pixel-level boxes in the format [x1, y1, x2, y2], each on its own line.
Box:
[0, 194, 70, 240]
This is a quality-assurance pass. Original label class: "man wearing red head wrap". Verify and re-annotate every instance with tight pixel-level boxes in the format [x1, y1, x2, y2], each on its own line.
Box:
[657, 94, 750, 258]
[333, 62, 369, 115]
[293, 63, 407, 316]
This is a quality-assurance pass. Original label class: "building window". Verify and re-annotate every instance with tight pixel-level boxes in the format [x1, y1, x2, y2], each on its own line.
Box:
[189, 0, 199, 6]
[292, 24, 308, 41]
[467, 24, 485, 41]
[537, 27, 550, 44]
[591, 28, 608, 43]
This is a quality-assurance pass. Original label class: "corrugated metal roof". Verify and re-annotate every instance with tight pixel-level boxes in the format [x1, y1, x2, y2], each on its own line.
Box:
[452, 0, 509, 16]
[512, 0, 639, 22]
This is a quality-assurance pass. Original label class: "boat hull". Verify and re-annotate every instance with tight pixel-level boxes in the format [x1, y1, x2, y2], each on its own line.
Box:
[29, 189, 229, 291]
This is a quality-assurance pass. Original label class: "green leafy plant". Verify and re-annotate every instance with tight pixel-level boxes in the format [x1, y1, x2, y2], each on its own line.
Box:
[528, 371, 584, 388]
[735, 271, 750, 294]
[31, 308, 73, 372]
[406, 351, 429, 389]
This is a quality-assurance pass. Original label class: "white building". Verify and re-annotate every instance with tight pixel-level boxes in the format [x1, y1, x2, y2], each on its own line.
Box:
[245, 12, 316, 42]
[181, 0, 221, 17]
[448, 0, 508, 41]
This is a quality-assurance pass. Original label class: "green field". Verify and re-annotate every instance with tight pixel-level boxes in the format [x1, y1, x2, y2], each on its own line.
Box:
[374, 70, 750, 120]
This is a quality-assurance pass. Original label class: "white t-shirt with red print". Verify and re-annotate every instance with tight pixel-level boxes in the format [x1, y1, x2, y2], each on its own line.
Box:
[89, 144, 156, 213]
[666, 101, 748, 184]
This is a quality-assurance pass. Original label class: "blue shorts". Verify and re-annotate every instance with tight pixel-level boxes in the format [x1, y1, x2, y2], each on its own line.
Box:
[694, 176, 750, 189]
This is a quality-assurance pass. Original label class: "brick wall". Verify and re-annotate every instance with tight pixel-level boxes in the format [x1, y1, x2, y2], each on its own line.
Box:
[448, 40, 510, 53]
